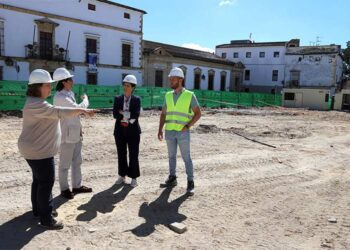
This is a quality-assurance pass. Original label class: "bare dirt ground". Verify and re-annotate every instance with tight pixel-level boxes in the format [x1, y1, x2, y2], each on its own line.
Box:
[1, 107, 350, 250]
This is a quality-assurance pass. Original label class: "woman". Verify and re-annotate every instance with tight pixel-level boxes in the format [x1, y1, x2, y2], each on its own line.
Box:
[113, 75, 141, 187]
[18, 69, 95, 230]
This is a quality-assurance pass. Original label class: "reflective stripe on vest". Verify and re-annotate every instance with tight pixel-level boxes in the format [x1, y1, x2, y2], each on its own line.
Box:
[165, 90, 194, 131]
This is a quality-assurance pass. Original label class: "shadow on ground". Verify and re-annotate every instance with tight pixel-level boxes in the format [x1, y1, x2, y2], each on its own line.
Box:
[130, 187, 189, 237]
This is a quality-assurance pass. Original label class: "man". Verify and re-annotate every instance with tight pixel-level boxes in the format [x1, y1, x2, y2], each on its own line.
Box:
[53, 67, 92, 199]
[158, 67, 201, 196]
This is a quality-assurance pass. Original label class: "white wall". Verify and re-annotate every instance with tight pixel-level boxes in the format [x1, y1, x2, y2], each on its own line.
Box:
[282, 88, 330, 110]
[216, 45, 286, 87]
[285, 54, 339, 87]
[0, 0, 143, 32]
[172, 63, 231, 91]
[73, 66, 142, 86]
[0, 60, 29, 81]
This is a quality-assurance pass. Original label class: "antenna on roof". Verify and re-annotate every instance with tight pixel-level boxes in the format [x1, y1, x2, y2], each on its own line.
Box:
[316, 36, 321, 46]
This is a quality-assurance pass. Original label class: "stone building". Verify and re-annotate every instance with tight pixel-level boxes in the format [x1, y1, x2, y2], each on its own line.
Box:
[143, 40, 244, 91]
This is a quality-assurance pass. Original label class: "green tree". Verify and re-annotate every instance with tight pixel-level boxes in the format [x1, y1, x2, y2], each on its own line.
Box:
[343, 41, 350, 76]
[343, 41, 350, 64]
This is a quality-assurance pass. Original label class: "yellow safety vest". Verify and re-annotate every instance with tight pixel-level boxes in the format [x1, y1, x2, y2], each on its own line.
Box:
[165, 90, 194, 131]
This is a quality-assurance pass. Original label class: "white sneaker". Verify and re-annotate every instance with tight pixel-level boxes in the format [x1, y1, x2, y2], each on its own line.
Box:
[116, 176, 125, 184]
[130, 179, 138, 187]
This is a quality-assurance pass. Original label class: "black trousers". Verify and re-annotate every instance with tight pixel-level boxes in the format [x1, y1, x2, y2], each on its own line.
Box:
[114, 130, 140, 179]
[26, 157, 55, 225]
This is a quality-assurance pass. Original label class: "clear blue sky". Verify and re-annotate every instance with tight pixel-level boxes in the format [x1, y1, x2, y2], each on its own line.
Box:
[113, 0, 349, 51]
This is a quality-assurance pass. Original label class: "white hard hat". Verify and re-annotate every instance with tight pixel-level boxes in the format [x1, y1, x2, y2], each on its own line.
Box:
[53, 67, 74, 81]
[28, 69, 55, 85]
[123, 74, 137, 85]
[168, 67, 184, 78]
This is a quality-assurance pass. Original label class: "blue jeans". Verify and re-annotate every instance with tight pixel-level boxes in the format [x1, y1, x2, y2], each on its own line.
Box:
[165, 130, 194, 181]
[26, 157, 55, 225]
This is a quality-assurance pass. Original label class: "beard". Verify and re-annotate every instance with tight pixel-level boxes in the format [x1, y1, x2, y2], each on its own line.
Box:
[170, 82, 179, 89]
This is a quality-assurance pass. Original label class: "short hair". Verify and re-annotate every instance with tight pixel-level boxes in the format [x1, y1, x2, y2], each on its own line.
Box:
[26, 83, 43, 97]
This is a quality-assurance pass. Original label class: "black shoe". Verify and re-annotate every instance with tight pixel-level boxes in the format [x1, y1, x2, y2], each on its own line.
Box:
[187, 180, 194, 196]
[40, 218, 64, 230]
[61, 189, 74, 199]
[72, 186, 93, 194]
[160, 175, 177, 188]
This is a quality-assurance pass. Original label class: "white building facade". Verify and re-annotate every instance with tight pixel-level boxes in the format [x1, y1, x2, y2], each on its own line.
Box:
[216, 39, 300, 93]
[0, 0, 146, 85]
[284, 45, 343, 90]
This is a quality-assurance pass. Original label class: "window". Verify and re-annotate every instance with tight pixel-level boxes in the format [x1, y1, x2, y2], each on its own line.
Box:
[124, 12, 130, 19]
[179, 65, 187, 79]
[208, 70, 215, 90]
[325, 94, 329, 103]
[233, 52, 239, 58]
[122, 43, 132, 67]
[0, 66, 3, 80]
[244, 70, 250, 81]
[155, 70, 163, 87]
[246, 52, 251, 58]
[194, 68, 202, 90]
[87, 72, 97, 85]
[194, 73, 201, 89]
[284, 93, 295, 101]
[273, 51, 280, 58]
[39, 31, 53, 60]
[272, 70, 278, 81]
[222, 52, 227, 59]
[86, 38, 98, 63]
[88, 4, 96, 11]
[0, 21, 4, 56]
[290, 70, 300, 86]
[220, 73, 226, 91]
[259, 52, 265, 58]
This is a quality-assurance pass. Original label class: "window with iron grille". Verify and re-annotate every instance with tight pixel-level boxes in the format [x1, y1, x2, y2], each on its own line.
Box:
[246, 52, 251, 58]
[233, 52, 239, 58]
[208, 73, 214, 90]
[0, 21, 4, 56]
[273, 51, 280, 58]
[284, 92, 295, 101]
[272, 70, 278, 81]
[39, 31, 53, 60]
[122, 43, 132, 67]
[220, 73, 226, 91]
[86, 38, 97, 63]
[124, 12, 130, 19]
[87, 72, 97, 85]
[259, 52, 265, 58]
[88, 4, 96, 11]
[194, 73, 201, 89]
[155, 70, 163, 87]
[244, 70, 250, 81]
[222, 52, 226, 59]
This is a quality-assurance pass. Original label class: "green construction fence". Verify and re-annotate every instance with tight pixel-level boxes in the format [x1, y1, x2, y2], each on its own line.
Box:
[0, 81, 282, 111]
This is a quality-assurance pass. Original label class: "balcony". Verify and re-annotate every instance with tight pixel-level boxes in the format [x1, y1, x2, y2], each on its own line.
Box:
[25, 43, 68, 61]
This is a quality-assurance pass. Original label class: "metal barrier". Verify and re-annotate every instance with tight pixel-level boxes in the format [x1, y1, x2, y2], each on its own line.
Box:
[0, 81, 282, 110]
